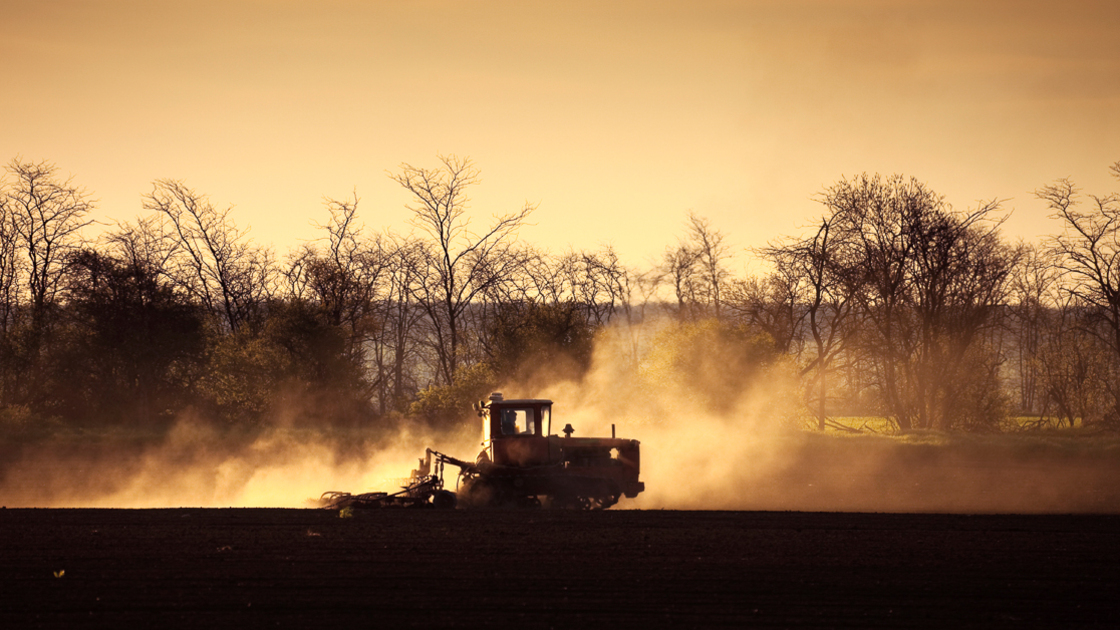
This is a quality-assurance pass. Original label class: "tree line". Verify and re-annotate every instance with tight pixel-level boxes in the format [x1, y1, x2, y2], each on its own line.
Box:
[1, 155, 1118, 437]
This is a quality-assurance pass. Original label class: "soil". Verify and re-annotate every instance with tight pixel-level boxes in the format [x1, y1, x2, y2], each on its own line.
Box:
[2, 508, 1118, 629]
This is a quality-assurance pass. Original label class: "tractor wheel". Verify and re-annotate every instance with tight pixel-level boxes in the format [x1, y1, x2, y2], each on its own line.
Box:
[457, 477, 504, 508]
[584, 481, 621, 510]
[432, 490, 457, 510]
[588, 493, 620, 510]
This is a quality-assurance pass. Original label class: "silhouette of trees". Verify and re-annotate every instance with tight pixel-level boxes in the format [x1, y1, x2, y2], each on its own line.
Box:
[7, 154, 1120, 439]
[0, 194, 19, 336]
[1007, 244, 1059, 415]
[0, 183, 22, 406]
[568, 247, 631, 326]
[784, 174, 1017, 431]
[285, 196, 386, 365]
[55, 248, 203, 427]
[761, 217, 860, 430]
[1031, 293, 1109, 427]
[143, 180, 273, 334]
[1037, 161, 1120, 426]
[0, 159, 95, 409]
[4, 160, 95, 328]
[392, 155, 534, 386]
[483, 300, 596, 384]
[725, 259, 805, 355]
[281, 195, 414, 421]
[662, 212, 729, 321]
[373, 236, 428, 416]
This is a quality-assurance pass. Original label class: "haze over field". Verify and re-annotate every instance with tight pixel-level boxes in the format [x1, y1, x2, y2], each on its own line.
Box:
[4, 320, 1120, 513]
[3, 0, 1118, 266]
[3, 1, 1120, 512]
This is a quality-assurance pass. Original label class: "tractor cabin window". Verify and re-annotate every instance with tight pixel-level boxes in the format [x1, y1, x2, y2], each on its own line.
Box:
[499, 408, 536, 436]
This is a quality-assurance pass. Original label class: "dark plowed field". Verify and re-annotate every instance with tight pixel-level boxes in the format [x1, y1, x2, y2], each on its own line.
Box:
[2, 508, 1118, 628]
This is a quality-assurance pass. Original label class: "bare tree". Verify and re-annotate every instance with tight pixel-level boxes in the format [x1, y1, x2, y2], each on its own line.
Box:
[1007, 243, 1059, 414]
[287, 197, 432, 418]
[575, 246, 630, 326]
[1032, 292, 1110, 427]
[0, 188, 21, 336]
[3, 159, 95, 336]
[660, 212, 730, 321]
[530, 246, 631, 327]
[0, 177, 24, 406]
[372, 235, 428, 414]
[391, 155, 534, 385]
[763, 216, 859, 429]
[1037, 160, 1120, 425]
[687, 212, 730, 317]
[662, 243, 702, 321]
[469, 245, 632, 383]
[283, 193, 392, 389]
[103, 214, 181, 285]
[143, 180, 274, 333]
[823, 174, 1016, 431]
[310, 194, 389, 342]
[726, 253, 806, 356]
[281, 243, 315, 302]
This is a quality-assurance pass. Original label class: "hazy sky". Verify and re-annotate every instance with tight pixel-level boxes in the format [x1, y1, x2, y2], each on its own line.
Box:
[3, 0, 1118, 269]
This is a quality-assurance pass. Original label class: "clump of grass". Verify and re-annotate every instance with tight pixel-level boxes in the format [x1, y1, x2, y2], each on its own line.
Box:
[339, 506, 354, 519]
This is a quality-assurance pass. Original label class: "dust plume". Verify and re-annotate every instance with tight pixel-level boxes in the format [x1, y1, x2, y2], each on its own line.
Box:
[0, 417, 480, 509]
[522, 318, 1120, 514]
[3, 315, 1120, 512]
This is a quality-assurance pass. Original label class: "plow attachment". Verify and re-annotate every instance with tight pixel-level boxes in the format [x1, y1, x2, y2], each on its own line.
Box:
[318, 449, 467, 510]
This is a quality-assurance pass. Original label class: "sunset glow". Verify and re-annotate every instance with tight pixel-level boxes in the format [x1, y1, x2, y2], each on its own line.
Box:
[4, 0, 1117, 265]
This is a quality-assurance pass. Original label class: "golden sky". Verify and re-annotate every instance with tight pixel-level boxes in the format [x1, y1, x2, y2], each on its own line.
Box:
[3, 0, 1119, 268]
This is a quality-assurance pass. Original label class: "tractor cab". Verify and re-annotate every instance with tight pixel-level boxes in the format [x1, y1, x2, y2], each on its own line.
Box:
[477, 392, 552, 467]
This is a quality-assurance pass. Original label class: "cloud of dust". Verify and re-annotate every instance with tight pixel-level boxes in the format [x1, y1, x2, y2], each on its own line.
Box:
[517, 318, 1120, 514]
[0, 416, 482, 509]
[3, 315, 1119, 512]
[524, 317, 805, 511]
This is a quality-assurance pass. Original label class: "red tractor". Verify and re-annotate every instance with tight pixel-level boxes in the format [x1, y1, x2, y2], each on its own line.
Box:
[320, 393, 644, 510]
[458, 392, 644, 509]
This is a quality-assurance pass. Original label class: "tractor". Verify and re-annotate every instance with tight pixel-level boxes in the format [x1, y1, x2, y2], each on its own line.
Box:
[320, 393, 644, 510]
